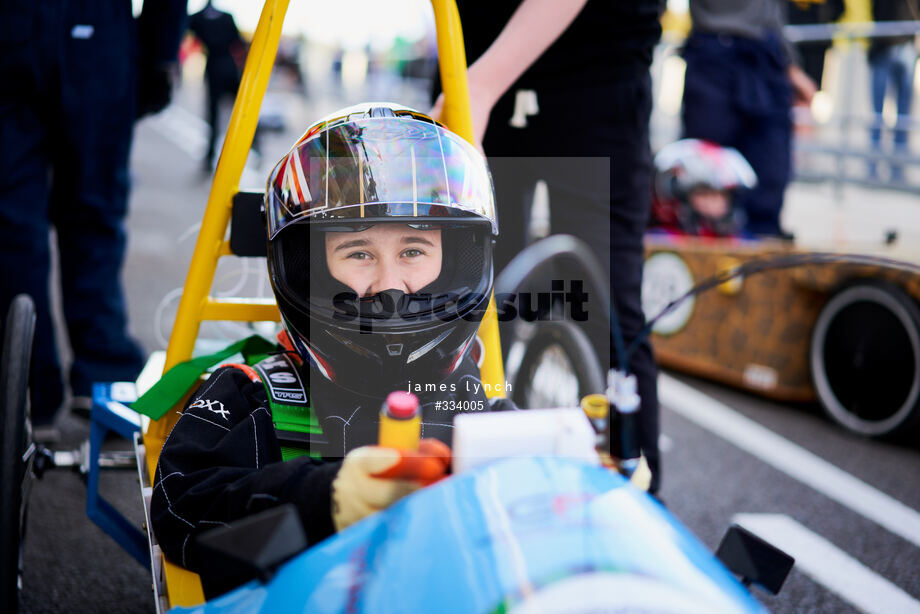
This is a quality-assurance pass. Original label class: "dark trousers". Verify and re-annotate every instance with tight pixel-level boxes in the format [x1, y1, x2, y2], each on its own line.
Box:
[204, 60, 241, 165]
[681, 32, 792, 237]
[0, 0, 144, 423]
[485, 72, 661, 492]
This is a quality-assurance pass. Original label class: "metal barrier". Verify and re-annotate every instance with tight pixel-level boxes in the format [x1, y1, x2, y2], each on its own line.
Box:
[651, 21, 920, 194]
[785, 21, 920, 193]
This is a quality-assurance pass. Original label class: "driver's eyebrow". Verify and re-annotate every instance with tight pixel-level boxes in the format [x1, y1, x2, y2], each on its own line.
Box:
[402, 236, 435, 246]
[332, 239, 369, 252]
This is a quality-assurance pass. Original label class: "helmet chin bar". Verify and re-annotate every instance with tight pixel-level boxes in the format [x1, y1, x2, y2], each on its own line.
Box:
[292, 328, 476, 398]
[329, 287, 481, 330]
[282, 284, 488, 398]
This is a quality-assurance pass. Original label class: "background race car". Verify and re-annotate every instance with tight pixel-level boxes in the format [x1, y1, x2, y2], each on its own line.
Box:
[643, 235, 920, 438]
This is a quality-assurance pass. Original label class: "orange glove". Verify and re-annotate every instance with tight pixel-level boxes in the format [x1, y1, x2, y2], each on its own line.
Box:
[370, 438, 451, 484]
[332, 439, 451, 531]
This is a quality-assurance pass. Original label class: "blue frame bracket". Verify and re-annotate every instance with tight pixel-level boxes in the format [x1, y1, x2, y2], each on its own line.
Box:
[86, 382, 150, 567]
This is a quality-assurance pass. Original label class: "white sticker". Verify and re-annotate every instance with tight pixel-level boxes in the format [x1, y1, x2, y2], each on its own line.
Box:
[509, 89, 539, 128]
[71, 24, 95, 39]
[743, 364, 778, 390]
[110, 382, 138, 403]
[642, 252, 696, 336]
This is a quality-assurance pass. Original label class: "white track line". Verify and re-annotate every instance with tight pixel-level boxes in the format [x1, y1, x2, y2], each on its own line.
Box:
[146, 105, 208, 159]
[659, 374, 920, 549]
[734, 514, 920, 614]
[145, 104, 262, 186]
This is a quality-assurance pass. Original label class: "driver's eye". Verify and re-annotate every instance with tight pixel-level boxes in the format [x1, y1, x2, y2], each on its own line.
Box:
[347, 251, 371, 260]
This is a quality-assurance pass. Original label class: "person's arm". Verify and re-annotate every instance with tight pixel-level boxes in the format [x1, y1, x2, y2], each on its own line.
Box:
[138, 0, 188, 65]
[150, 367, 451, 571]
[788, 63, 818, 104]
[432, 0, 587, 143]
[136, 0, 188, 117]
[229, 13, 248, 69]
[767, 0, 818, 104]
[150, 367, 340, 572]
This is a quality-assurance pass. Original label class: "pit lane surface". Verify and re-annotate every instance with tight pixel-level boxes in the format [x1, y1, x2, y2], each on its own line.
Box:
[659, 373, 920, 614]
[19, 85, 920, 614]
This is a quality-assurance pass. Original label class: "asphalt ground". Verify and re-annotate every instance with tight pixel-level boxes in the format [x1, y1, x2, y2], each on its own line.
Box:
[18, 74, 920, 614]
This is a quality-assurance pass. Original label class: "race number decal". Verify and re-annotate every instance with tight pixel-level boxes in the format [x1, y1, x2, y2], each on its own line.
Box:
[254, 354, 309, 407]
[642, 252, 696, 336]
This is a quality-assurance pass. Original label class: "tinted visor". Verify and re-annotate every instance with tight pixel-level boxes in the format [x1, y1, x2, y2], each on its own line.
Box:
[265, 117, 497, 238]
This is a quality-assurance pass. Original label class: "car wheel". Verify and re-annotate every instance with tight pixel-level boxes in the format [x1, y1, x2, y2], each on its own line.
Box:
[511, 321, 605, 409]
[810, 282, 920, 437]
[0, 295, 36, 614]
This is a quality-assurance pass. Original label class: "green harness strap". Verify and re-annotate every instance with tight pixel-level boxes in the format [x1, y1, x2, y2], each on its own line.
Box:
[132, 336, 323, 460]
[132, 335, 276, 420]
[251, 353, 323, 460]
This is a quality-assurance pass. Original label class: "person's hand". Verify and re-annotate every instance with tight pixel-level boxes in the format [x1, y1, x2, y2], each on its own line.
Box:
[787, 64, 818, 107]
[136, 62, 174, 119]
[429, 92, 446, 125]
[429, 67, 498, 152]
[331, 438, 451, 531]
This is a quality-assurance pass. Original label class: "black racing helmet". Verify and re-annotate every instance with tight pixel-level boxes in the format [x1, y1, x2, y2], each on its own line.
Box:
[264, 103, 497, 395]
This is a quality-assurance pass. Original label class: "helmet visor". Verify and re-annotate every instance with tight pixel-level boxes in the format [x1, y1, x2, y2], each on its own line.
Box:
[265, 117, 496, 238]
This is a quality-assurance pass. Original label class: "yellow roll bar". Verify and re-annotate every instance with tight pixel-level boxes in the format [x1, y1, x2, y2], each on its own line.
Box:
[430, 0, 505, 396]
[145, 0, 505, 607]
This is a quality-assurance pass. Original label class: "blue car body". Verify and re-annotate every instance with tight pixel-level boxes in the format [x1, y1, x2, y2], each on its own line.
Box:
[172, 457, 766, 614]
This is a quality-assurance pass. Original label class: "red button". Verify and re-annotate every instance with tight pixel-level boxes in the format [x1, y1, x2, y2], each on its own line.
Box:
[385, 391, 419, 419]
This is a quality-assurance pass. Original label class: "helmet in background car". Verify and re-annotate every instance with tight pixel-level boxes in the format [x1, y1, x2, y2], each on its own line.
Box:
[651, 139, 757, 237]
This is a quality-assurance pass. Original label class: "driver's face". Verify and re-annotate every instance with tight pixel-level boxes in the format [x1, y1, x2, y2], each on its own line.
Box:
[689, 187, 730, 219]
[325, 224, 443, 296]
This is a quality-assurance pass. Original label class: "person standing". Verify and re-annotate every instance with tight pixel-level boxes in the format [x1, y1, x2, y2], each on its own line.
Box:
[0, 0, 186, 430]
[681, 0, 816, 237]
[189, 0, 246, 172]
[787, 0, 845, 87]
[868, 0, 920, 182]
[433, 0, 664, 493]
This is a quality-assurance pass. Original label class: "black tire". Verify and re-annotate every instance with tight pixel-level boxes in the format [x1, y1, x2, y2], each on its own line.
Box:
[510, 320, 605, 409]
[0, 295, 36, 614]
[810, 282, 920, 437]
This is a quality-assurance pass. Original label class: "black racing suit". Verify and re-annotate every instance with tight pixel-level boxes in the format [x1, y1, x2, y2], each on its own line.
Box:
[150, 354, 506, 575]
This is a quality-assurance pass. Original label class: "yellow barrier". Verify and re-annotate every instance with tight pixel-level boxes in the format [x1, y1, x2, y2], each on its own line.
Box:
[430, 0, 506, 395]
